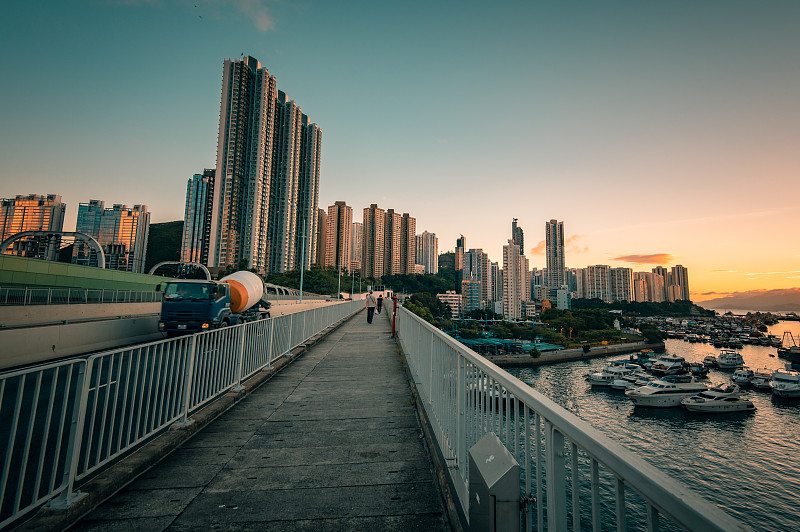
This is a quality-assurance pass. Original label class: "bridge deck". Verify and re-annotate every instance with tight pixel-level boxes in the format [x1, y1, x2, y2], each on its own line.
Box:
[72, 311, 450, 531]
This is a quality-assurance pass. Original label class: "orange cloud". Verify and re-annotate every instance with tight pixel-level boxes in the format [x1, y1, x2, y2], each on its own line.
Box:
[530, 240, 545, 255]
[612, 253, 673, 265]
[530, 234, 588, 255]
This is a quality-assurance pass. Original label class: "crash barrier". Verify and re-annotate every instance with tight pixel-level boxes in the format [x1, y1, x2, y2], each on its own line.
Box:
[0, 287, 161, 306]
[0, 300, 361, 529]
[395, 306, 747, 531]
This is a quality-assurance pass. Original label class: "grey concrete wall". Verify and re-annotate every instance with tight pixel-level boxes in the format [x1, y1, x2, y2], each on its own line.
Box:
[0, 315, 163, 370]
[0, 302, 160, 326]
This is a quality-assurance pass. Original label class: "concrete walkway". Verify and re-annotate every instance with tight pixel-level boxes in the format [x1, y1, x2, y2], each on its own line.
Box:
[72, 310, 450, 531]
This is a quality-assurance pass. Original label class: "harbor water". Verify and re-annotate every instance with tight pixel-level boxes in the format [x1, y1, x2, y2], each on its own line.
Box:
[507, 320, 800, 531]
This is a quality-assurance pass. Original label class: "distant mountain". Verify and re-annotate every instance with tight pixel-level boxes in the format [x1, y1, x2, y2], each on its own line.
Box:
[698, 288, 800, 312]
[145, 221, 183, 273]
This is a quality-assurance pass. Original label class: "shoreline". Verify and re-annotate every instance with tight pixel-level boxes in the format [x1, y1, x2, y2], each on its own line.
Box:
[485, 341, 665, 368]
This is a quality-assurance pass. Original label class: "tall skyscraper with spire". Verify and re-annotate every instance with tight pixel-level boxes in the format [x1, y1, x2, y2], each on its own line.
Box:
[208, 56, 321, 274]
[511, 218, 524, 255]
[545, 219, 565, 290]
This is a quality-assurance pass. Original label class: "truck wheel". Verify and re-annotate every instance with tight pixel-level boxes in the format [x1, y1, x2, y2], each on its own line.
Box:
[221, 319, 230, 327]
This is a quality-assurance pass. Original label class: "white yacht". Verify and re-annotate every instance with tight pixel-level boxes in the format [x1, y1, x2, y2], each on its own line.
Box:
[770, 369, 800, 398]
[650, 355, 687, 376]
[587, 365, 633, 386]
[626, 379, 708, 407]
[750, 368, 774, 390]
[717, 350, 744, 370]
[731, 367, 754, 386]
[681, 383, 755, 413]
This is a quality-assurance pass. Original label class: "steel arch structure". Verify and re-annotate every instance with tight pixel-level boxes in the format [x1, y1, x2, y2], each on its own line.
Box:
[0, 231, 105, 268]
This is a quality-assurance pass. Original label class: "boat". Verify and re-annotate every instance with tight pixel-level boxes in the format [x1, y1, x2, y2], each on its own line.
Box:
[688, 363, 709, 378]
[626, 379, 709, 407]
[717, 350, 744, 370]
[681, 383, 755, 413]
[587, 365, 633, 386]
[770, 369, 800, 398]
[731, 367, 754, 386]
[750, 368, 774, 390]
[650, 355, 687, 376]
[703, 355, 718, 368]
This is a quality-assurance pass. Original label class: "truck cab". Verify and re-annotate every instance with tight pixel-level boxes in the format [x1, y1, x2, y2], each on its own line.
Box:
[158, 280, 232, 335]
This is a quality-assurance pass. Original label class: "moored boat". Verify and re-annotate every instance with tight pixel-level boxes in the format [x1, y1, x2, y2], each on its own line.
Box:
[650, 355, 687, 376]
[703, 355, 718, 368]
[717, 350, 744, 370]
[750, 368, 774, 390]
[731, 367, 754, 386]
[770, 369, 800, 398]
[626, 379, 708, 408]
[681, 383, 755, 413]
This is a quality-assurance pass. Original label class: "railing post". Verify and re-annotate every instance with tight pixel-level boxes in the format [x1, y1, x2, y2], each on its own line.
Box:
[175, 335, 197, 427]
[546, 421, 567, 531]
[286, 313, 293, 355]
[47, 288, 52, 305]
[46, 361, 91, 508]
[267, 318, 274, 368]
[232, 325, 246, 392]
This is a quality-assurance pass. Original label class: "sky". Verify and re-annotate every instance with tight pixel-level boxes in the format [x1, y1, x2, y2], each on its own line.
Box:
[1, 0, 799, 301]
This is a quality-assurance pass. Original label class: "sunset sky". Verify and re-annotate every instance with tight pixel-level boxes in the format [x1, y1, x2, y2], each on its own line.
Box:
[1, 1, 798, 301]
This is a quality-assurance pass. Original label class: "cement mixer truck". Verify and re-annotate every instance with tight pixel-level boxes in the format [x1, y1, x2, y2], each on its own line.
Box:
[158, 271, 271, 336]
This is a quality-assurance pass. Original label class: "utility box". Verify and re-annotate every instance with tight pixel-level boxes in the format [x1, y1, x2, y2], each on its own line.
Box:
[469, 432, 520, 532]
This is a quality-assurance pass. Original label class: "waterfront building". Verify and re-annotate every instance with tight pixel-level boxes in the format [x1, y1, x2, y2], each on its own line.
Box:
[461, 278, 482, 314]
[350, 221, 362, 270]
[400, 213, 416, 274]
[181, 169, 215, 264]
[455, 235, 466, 292]
[383, 209, 402, 276]
[314, 208, 327, 267]
[610, 267, 634, 302]
[437, 290, 462, 319]
[361, 204, 385, 278]
[74, 201, 150, 273]
[545, 219, 565, 290]
[208, 56, 321, 274]
[502, 240, 529, 320]
[633, 273, 648, 302]
[489, 262, 502, 303]
[324, 201, 352, 272]
[581, 265, 612, 303]
[0, 194, 66, 260]
[415, 231, 438, 274]
[670, 264, 690, 301]
[463, 249, 490, 308]
[511, 218, 524, 255]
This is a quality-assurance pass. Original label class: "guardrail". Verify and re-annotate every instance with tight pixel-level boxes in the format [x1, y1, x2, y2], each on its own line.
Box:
[395, 306, 748, 531]
[0, 287, 161, 306]
[0, 300, 361, 529]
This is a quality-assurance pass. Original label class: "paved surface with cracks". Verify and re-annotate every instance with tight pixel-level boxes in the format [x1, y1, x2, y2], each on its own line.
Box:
[71, 311, 450, 531]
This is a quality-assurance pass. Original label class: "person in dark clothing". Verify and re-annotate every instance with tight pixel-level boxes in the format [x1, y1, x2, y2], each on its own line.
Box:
[365, 291, 376, 324]
[376, 294, 383, 314]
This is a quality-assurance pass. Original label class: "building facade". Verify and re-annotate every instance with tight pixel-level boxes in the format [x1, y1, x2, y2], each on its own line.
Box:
[74, 201, 150, 273]
[361, 204, 385, 278]
[400, 213, 416, 274]
[350, 221, 362, 272]
[502, 240, 530, 320]
[324, 201, 352, 271]
[545, 219, 565, 290]
[415, 231, 438, 274]
[0, 194, 66, 260]
[181, 169, 215, 264]
[208, 56, 321, 274]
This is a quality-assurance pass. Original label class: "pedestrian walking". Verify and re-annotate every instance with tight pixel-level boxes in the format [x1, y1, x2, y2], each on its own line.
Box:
[376, 294, 383, 314]
[365, 290, 376, 324]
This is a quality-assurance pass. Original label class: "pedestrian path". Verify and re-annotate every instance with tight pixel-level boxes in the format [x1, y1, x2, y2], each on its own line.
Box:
[72, 310, 449, 531]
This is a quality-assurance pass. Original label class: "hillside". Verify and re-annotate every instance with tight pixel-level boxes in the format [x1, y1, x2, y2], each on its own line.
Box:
[698, 288, 800, 311]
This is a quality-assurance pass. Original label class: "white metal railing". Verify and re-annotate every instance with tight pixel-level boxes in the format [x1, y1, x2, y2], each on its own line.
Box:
[0, 287, 161, 306]
[0, 300, 361, 529]
[395, 306, 749, 532]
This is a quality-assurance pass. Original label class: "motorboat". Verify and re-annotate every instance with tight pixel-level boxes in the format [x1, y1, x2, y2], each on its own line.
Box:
[750, 368, 774, 390]
[688, 363, 709, 378]
[626, 379, 708, 407]
[770, 369, 800, 398]
[731, 367, 754, 386]
[650, 355, 687, 376]
[703, 355, 718, 368]
[587, 364, 633, 386]
[717, 350, 744, 370]
[681, 383, 755, 413]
